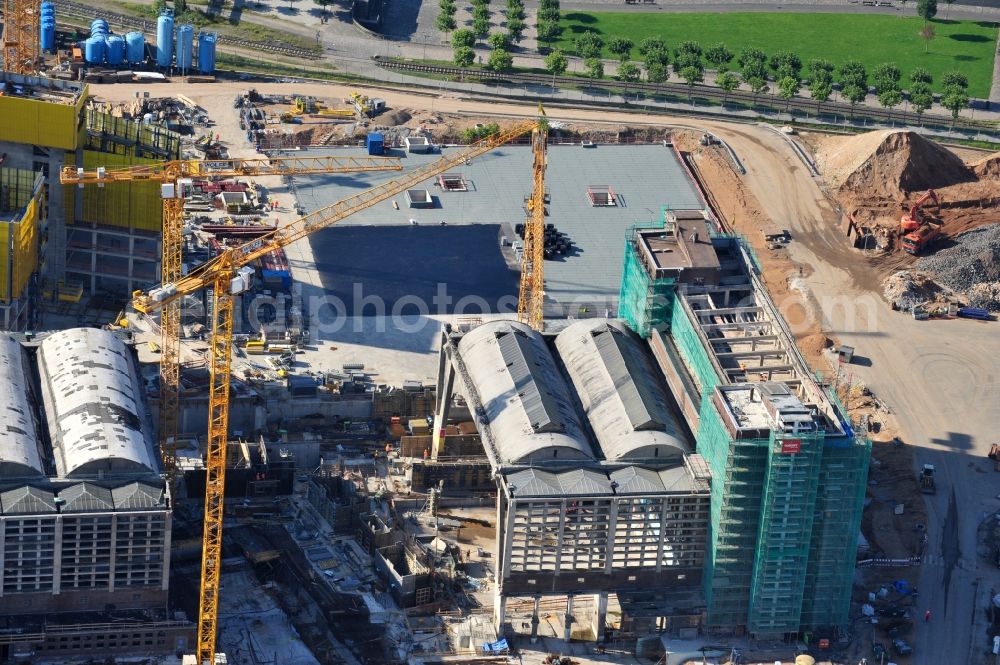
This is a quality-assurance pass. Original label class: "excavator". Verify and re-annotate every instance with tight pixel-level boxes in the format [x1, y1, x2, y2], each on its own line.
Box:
[899, 189, 940, 233]
[899, 189, 944, 255]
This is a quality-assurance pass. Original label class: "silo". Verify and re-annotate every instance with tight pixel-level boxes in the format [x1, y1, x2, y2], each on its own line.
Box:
[90, 19, 108, 37]
[84, 35, 105, 64]
[105, 34, 125, 65]
[125, 31, 145, 64]
[197, 32, 216, 74]
[40, 18, 56, 51]
[175, 24, 194, 72]
[156, 11, 174, 67]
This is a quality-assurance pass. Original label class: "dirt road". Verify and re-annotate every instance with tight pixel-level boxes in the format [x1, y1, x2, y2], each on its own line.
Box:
[91, 81, 1000, 661]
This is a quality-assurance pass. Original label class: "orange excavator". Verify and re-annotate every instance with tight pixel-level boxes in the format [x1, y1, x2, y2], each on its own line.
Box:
[900, 189, 940, 233]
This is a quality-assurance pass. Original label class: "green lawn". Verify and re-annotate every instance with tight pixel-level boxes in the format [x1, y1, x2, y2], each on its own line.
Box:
[555, 12, 998, 97]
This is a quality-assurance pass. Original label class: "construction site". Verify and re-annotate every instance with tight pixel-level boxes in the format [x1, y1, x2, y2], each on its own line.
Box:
[1, 0, 1000, 658]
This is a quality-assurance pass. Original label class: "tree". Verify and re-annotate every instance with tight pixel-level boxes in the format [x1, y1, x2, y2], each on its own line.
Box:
[917, 0, 937, 21]
[919, 23, 936, 52]
[746, 75, 768, 104]
[639, 36, 666, 58]
[608, 37, 634, 61]
[841, 83, 867, 117]
[452, 29, 475, 49]
[506, 18, 525, 43]
[174, 0, 187, 14]
[643, 44, 669, 67]
[673, 41, 702, 77]
[536, 20, 560, 43]
[838, 60, 868, 91]
[878, 89, 902, 121]
[645, 60, 668, 84]
[440, 0, 455, 11]
[472, 4, 489, 22]
[617, 61, 640, 82]
[943, 0, 954, 18]
[873, 62, 902, 94]
[154, 0, 167, 12]
[941, 85, 969, 124]
[808, 58, 834, 83]
[575, 32, 603, 59]
[942, 70, 968, 90]
[910, 67, 933, 85]
[487, 47, 513, 71]
[909, 82, 934, 122]
[769, 50, 802, 80]
[810, 78, 833, 112]
[488, 31, 509, 50]
[680, 64, 704, 101]
[716, 70, 739, 104]
[544, 49, 567, 85]
[584, 57, 603, 79]
[777, 75, 800, 111]
[473, 16, 490, 38]
[437, 12, 457, 34]
[537, 6, 560, 22]
[705, 43, 733, 72]
[453, 45, 475, 67]
[738, 47, 768, 81]
[506, 5, 525, 21]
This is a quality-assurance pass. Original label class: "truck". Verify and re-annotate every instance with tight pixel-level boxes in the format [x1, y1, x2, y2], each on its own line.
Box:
[901, 220, 943, 255]
[919, 464, 936, 494]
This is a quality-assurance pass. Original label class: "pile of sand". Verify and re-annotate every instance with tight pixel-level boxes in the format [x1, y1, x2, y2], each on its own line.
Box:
[818, 130, 973, 198]
[973, 152, 1000, 180]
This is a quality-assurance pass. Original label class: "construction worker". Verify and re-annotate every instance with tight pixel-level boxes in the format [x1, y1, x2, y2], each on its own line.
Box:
[924, 609, 932, 622]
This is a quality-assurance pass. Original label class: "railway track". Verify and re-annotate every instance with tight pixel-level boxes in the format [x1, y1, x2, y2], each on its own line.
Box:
[375, 58, 996, 134]
[53, 0, 322, 59]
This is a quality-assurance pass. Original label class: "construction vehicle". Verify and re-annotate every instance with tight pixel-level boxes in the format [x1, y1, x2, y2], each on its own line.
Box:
[349, 92, 387, 117]
[919, 464, 936, 494]
[900, 189, 940, 233]
[901, 219, 943, 255]
[61, 155, 402, 480]
[988, 443, 1000, 471]
[128, 112, 547, 665]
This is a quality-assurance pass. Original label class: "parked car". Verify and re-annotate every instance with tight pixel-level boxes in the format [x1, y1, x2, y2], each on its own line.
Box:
[872, 641, 886, 659]
[892, 638, 913, 656]
[876, 606, 909, 618]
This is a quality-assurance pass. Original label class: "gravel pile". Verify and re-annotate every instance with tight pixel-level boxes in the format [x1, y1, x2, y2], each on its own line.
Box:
[969, 282, 1000, 310]
[918, 224, 1000, 295]
[883, 271, 945, 311]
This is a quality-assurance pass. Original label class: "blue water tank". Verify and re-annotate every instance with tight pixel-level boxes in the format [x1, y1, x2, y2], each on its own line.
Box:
[40, 2, 54, 12]
[40, 19, 56, 51]
[125, 31, 144, 64]
[84, 35, 105, 64]
[197, 31, 216, 74]
[105, 34, 125, 65]
[175, 23, 194, 71]
[90, 19, 108, 36]
[156, 11, 174, 67]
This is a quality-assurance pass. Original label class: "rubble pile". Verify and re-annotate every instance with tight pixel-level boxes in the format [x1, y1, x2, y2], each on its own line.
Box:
[918, 224, 1000, 305]
[882, 271, 946, 311]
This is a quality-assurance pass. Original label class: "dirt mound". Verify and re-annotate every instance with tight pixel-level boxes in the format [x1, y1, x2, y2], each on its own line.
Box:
[918, 223, 1000, 294]
[973, 152, 1000, 180]
[382, 109, 412, 126]
[819, 130, 973, 198]
[882, 271, 946, 311]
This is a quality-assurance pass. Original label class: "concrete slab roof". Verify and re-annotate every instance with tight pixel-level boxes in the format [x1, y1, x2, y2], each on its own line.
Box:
[290, 144, 705, 310]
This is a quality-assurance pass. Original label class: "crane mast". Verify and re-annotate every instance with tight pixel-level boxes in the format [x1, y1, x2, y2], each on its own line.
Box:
[517, 109, 548, 331]
[3, 0, 39, 74]
[128, 115, 545, 664]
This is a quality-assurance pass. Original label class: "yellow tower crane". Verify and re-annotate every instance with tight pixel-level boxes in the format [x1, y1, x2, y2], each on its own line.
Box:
[517, 106, 548, 331]
[60, 155, 403, 479]
[3, 0, 39, 74]
[129, 113, 545, 665]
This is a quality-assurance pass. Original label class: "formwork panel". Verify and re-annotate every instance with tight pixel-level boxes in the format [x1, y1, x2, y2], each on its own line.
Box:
[71, 152, 162, 232]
